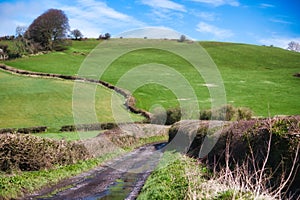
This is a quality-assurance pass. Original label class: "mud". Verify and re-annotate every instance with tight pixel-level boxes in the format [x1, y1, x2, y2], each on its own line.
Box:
[25, 142, 167, 200]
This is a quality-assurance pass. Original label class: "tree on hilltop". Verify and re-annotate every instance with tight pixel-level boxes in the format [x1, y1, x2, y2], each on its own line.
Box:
[25, 9, 70, 51]
[287, 41, 300, 52]
[71, 29, 83, 40]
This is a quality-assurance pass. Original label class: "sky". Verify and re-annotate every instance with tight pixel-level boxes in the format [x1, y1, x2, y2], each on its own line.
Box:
[0, 0, 299, 48]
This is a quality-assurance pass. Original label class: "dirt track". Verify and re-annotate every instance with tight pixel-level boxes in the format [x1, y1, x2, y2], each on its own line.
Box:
[25, 142, 166, 200]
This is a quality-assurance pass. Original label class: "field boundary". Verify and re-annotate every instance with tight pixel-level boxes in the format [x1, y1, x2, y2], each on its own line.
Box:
[0, 64, 151, 120]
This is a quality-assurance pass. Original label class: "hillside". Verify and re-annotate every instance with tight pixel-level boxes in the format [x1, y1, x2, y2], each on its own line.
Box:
[1, 39, 300, 124]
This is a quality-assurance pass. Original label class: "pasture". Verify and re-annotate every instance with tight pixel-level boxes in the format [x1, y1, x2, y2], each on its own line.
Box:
[2, 39, 300, 124]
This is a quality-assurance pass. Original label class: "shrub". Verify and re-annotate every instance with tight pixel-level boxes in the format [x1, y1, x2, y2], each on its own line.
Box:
[151, 107, 181, 125]
[200, 105, 253, 121]
[200, 109, 212, 120]
[0, 134, 90, 172]
[178, 35, 186, 42]
[237, 107, 253, 120]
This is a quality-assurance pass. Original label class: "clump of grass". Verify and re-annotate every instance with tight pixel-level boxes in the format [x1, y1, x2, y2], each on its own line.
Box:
[0, 134, 90, 172]
[138, 152, 189, 200]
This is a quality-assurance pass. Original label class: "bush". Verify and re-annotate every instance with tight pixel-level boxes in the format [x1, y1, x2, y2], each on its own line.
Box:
[0, 126, 47, 134]
[59, 123, 118, 132]
[237, 107, 253, 120]
[0, 134, 90, 172]
[200, 104, 253, 121]
[151, 107, 181, 125]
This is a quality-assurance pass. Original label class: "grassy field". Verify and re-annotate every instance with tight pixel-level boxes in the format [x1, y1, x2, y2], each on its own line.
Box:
[0, 70, 142, 130]
[34, 131, 102, 141]
[200, 42, 300, 116]
[2, 39, 300, 119]
[3, 40, 100, 75]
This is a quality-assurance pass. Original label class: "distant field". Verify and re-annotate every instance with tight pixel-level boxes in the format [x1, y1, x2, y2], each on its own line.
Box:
[0, 71, 142, 130]
[3, 39, 300, 117]
[200, 42, 300, 116]
[34, 131, 102, 141]
[3, 40, 100, 75]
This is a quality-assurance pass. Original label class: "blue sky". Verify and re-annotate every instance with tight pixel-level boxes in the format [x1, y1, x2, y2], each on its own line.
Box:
[0, 0, 299, 48]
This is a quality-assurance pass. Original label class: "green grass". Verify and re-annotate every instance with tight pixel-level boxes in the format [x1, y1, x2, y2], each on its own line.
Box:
[200, 42, 300, 116]
[3, 40, 100, 75]
[138, 151, 201, 200]
[3, 39, 300, 118]
[0, 70, 142, 130]
[137, 152, 187, 200]
[34, 131, 102, 141]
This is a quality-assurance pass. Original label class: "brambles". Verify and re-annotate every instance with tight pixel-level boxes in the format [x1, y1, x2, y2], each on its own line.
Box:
[168, 116, 300, 197]
[0, 134, 90, 172]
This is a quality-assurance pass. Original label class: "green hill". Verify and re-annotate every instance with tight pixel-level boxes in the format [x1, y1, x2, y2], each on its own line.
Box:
[1, 39, 299, 129]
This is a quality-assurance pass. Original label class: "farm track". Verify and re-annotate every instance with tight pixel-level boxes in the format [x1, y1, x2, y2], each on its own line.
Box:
[25, 142, 167, 200]
[0, 64, 151, 119]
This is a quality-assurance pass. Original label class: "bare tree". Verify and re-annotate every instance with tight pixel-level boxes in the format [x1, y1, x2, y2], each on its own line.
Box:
[15, 26, 27, 38]
[287, 41, 300, 52]
[25, 9, 70, 51]
[71, 29, 83, 40]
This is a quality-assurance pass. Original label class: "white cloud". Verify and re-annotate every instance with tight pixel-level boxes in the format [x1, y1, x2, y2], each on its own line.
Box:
[191, 11, 217, 21]
[0, 0, 59, 36]
[189, 0, 240, 7]
[196, 22, 234, 39]
[259, 37, 300, 49]
[116, 26, 183, 39]
[63, 0, 145, 37]
[0, 0, 145, 38]
[269, 18, 292, 24]
[259, 3, 275, 8]
[139, 0, 186, 12]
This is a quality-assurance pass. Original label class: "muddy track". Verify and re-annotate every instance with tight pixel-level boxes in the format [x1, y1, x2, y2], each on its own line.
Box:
[25, 142, 167, 200]
[0, 64, 151, 119]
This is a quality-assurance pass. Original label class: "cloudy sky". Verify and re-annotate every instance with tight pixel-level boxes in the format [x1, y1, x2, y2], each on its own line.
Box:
[0, 0, 299, 48]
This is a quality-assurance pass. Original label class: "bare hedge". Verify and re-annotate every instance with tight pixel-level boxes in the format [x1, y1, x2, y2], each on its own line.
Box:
[0, 134, 90, 172]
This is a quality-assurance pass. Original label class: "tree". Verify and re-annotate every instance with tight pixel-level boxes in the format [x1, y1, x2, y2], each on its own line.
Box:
[178, 35, 186, 42]
[98, 33, 111, 40]
[25, 9, 70, 51]
[104, 33, 111, 39]
[15, 26, 27, 38]
[287, 41, 300, 52]
[71, 29, 83, 40]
